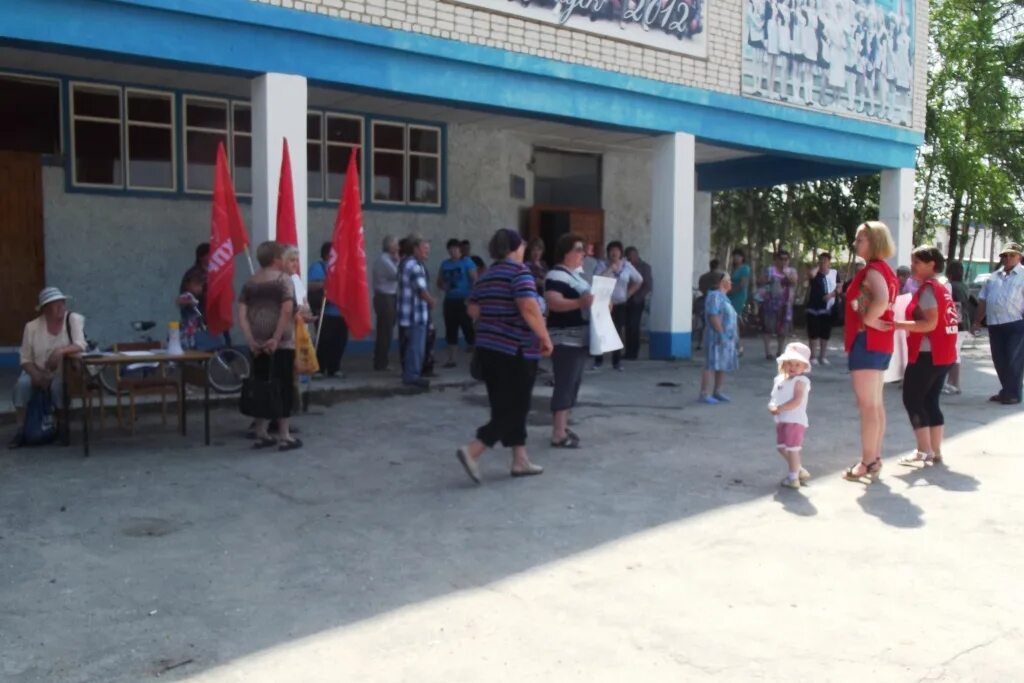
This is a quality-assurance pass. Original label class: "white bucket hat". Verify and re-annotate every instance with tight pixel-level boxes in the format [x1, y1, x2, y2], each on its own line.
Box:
[776, 342, 812, 372]
[37, 286, 69, 310]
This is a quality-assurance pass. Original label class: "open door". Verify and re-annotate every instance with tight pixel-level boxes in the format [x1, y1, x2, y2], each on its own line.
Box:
[528, 205, 604, 265]
[0, 151, 45, 345]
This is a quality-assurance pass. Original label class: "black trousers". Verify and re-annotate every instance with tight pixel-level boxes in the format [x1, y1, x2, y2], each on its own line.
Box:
[373, 293, 396, 371]
[989, 319, 1024, 402]
[476, 347, 538, 448]
[251, 349, 296, 418]
[317, 315, 348, 376]
[594, 304, 628, 367]
[624, 299, 644, 359]
[443, 298, 475, 347]
[902, 352, 952, 429]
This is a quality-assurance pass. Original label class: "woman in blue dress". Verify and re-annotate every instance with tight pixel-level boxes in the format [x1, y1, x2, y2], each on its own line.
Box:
[700, 272, 740, 404]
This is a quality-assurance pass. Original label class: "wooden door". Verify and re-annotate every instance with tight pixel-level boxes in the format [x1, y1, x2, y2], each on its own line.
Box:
[528, 205, 604, 265]
[0, 151, 44, 345]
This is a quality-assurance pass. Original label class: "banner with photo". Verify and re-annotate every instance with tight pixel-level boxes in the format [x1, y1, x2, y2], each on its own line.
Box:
[740, 0, 914, 126]
[454, 0, 707, 57]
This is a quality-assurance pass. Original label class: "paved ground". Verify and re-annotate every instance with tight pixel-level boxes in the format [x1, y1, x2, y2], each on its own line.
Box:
[2, 340, 1022, 683]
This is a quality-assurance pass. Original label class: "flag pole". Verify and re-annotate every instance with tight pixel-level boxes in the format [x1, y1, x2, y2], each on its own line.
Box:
[244, 249, 256, 276]
[313, 301, 326, 352]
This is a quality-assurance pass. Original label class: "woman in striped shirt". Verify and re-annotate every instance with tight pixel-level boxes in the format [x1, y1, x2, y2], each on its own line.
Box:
[455, 229, 554, 484]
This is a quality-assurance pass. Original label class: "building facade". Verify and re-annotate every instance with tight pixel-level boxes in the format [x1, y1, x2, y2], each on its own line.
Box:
[0, 0, 926, 360]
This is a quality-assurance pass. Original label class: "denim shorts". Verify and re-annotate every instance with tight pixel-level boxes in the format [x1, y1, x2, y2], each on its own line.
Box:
[847, 332, 892, 372]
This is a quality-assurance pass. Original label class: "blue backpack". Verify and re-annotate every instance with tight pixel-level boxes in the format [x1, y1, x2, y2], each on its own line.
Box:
[23, 387, 57, 446]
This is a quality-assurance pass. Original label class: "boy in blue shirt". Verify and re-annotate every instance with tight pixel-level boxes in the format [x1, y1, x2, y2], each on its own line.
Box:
[437, 238, 478, 368]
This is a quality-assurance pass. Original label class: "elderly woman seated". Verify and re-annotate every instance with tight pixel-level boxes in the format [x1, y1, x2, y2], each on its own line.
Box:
[9, 287, 86, 448]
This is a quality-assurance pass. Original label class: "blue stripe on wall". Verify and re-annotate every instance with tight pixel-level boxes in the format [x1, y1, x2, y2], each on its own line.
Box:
[0, 0, 921, 171]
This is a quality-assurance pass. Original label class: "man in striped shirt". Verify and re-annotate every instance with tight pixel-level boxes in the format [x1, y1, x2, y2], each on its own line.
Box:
[397, 236, 435, 388]
[973, 242, 1024, 404]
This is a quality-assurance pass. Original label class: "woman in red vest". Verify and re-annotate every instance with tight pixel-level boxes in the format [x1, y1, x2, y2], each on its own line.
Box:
[843, 221, 899, 482]
[894, 246, 959, 465]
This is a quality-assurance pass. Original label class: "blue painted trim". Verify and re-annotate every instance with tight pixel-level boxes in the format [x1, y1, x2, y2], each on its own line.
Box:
[0, 352, 19, 369]
[0, 0, 922, 170]
[649, 331, 692, 360]
[697, 156, 879, 192]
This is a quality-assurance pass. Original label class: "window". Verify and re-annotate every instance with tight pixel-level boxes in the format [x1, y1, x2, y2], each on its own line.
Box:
[533, 148, 602, 209]
[325, 113, 362, 201]
[125, 89, 174, 191]
[232, 103, 252, 196]
[371, 121, 441, 207]
[71, 82, 122, 187]
[0, 74, 61, 155]
[184, 96, 229, 193]
[307, 112, 323, 201]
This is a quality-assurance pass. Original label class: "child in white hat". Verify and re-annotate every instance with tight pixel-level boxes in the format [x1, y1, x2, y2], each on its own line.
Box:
[768, 342, 813, 488]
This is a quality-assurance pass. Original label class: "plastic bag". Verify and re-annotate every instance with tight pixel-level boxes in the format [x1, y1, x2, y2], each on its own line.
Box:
[294, 321, 320, 375]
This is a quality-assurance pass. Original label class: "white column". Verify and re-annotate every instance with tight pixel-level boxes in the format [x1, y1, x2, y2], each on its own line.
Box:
[649, 132, 696, 360]
[251, 73, 308, 266]
[692, 190, 712, 288]
[880, 167, 914, 268]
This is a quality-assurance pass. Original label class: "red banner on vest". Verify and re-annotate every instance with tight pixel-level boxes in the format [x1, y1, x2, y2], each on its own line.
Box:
[325, 151, 371, 339]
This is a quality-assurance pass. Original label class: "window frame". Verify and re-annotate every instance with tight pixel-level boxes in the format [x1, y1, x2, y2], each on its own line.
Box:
[0, 71, 64, 158]
[368, 120, 443, 209]
[306, 110, 324, 202]
[124, 87, 176, 192]
[407, 123, 442, 208]
[231, 101, 252, 197]
[69, 80, 124, 189]
[370, 119, 408, 206]
[182, 94, 230, 195]
[323, 111, 365, 204]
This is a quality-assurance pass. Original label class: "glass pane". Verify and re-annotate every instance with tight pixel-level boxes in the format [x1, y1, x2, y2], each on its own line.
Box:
[127, 125, 173, 189]
[186, 99, 227, 130]
[326, 145, 358, 200]
[409, 127, 439, 154]
[373, 123, 404, 151]
[127, 92, 172, 125]
[73, 85, 120, 119]
[373, 151, 404, 202]
[409, 155, 439, 205]
[74, 120, 122, 186]
[233, 105, 251, 134]
[186, 130, 227, 191]
[326, 115, 360, 145]
[308, 141, 323, 200]
[233, 134, 252, 194]
[0, 76, 61, 154]
[307, 113, 322, 141]
[532, 149, 602, 209]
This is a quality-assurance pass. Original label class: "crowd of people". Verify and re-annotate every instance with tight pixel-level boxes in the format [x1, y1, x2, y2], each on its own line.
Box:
[8, 223, 1023, 497]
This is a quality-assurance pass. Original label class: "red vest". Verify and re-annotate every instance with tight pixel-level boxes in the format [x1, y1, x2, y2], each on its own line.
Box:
[906, 278, 959, 365]
[844, 260, 899, 353]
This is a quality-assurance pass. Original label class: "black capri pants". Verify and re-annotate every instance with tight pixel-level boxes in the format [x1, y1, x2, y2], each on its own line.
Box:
[443, 297, 475, 347]
[902, 352, 952, 430]
[551, 344, 588, 413]
[251, 348, 296, 418]
[476, 347, 537, 448]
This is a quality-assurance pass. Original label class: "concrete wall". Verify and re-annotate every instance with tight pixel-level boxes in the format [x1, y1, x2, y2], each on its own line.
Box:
[42, 123, 654, 346]
[250, 0, 928, 132]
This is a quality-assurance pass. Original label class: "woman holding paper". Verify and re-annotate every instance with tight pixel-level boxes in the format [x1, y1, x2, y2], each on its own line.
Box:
[699, 273, 740, 404]
[544, 234, 595, 449]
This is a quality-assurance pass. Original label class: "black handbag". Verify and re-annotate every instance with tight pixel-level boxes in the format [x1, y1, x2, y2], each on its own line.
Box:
[240, 354, 283, 419]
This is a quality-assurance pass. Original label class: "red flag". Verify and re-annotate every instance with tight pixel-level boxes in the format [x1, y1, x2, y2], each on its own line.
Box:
[207, 142, 242, 336]
[326, 151, 371, 339]
[275, 139, 298, 263]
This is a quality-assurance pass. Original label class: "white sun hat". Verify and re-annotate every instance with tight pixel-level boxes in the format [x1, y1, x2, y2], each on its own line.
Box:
[36, 286, 69, 310]
[776, 342, 812, 372]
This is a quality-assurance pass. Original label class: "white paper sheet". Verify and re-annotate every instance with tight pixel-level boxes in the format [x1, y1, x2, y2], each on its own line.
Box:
[884, 293, 913, 384]
[589, 275, 623, 355]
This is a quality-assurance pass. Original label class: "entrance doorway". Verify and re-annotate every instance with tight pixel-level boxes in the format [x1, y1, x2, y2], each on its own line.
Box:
[0, 151, 45, 345]
[528, 206, 604, 266]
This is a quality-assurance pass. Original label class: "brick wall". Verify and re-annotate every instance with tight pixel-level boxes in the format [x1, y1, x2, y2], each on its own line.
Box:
[252, 0, 928, 133]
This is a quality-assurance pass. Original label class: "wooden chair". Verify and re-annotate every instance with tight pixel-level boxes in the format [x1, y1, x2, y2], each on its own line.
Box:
[65, 358, 106, 433]
[112, 341, 181, 433]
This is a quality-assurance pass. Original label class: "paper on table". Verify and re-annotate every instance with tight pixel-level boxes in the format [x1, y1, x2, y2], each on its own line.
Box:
[118, 350, 157, 357]
[589, 275, 623, 355]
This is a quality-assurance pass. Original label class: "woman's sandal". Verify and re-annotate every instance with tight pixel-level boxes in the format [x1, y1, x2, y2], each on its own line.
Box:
[278, 438, 303, 452]
[251, 436, 277, 450]
[551, 432, 580, 449]
[898, 450, 931, 466]
[843, 458, 882, 482]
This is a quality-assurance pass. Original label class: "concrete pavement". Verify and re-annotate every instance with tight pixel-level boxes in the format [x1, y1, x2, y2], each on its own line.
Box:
[1, 341, 1022, 682]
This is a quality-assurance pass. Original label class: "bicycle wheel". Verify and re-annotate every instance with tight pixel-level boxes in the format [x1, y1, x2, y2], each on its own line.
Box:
[207, 348, 250, 393]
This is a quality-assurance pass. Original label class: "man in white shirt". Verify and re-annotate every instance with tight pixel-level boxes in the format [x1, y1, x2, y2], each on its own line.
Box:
[372, 235, 400, 371]
[973, 242, 1024, 404]
[10, 287, 87, 448]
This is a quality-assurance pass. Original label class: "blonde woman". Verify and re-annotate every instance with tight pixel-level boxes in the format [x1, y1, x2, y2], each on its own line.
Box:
[842, 221, 899, 482]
